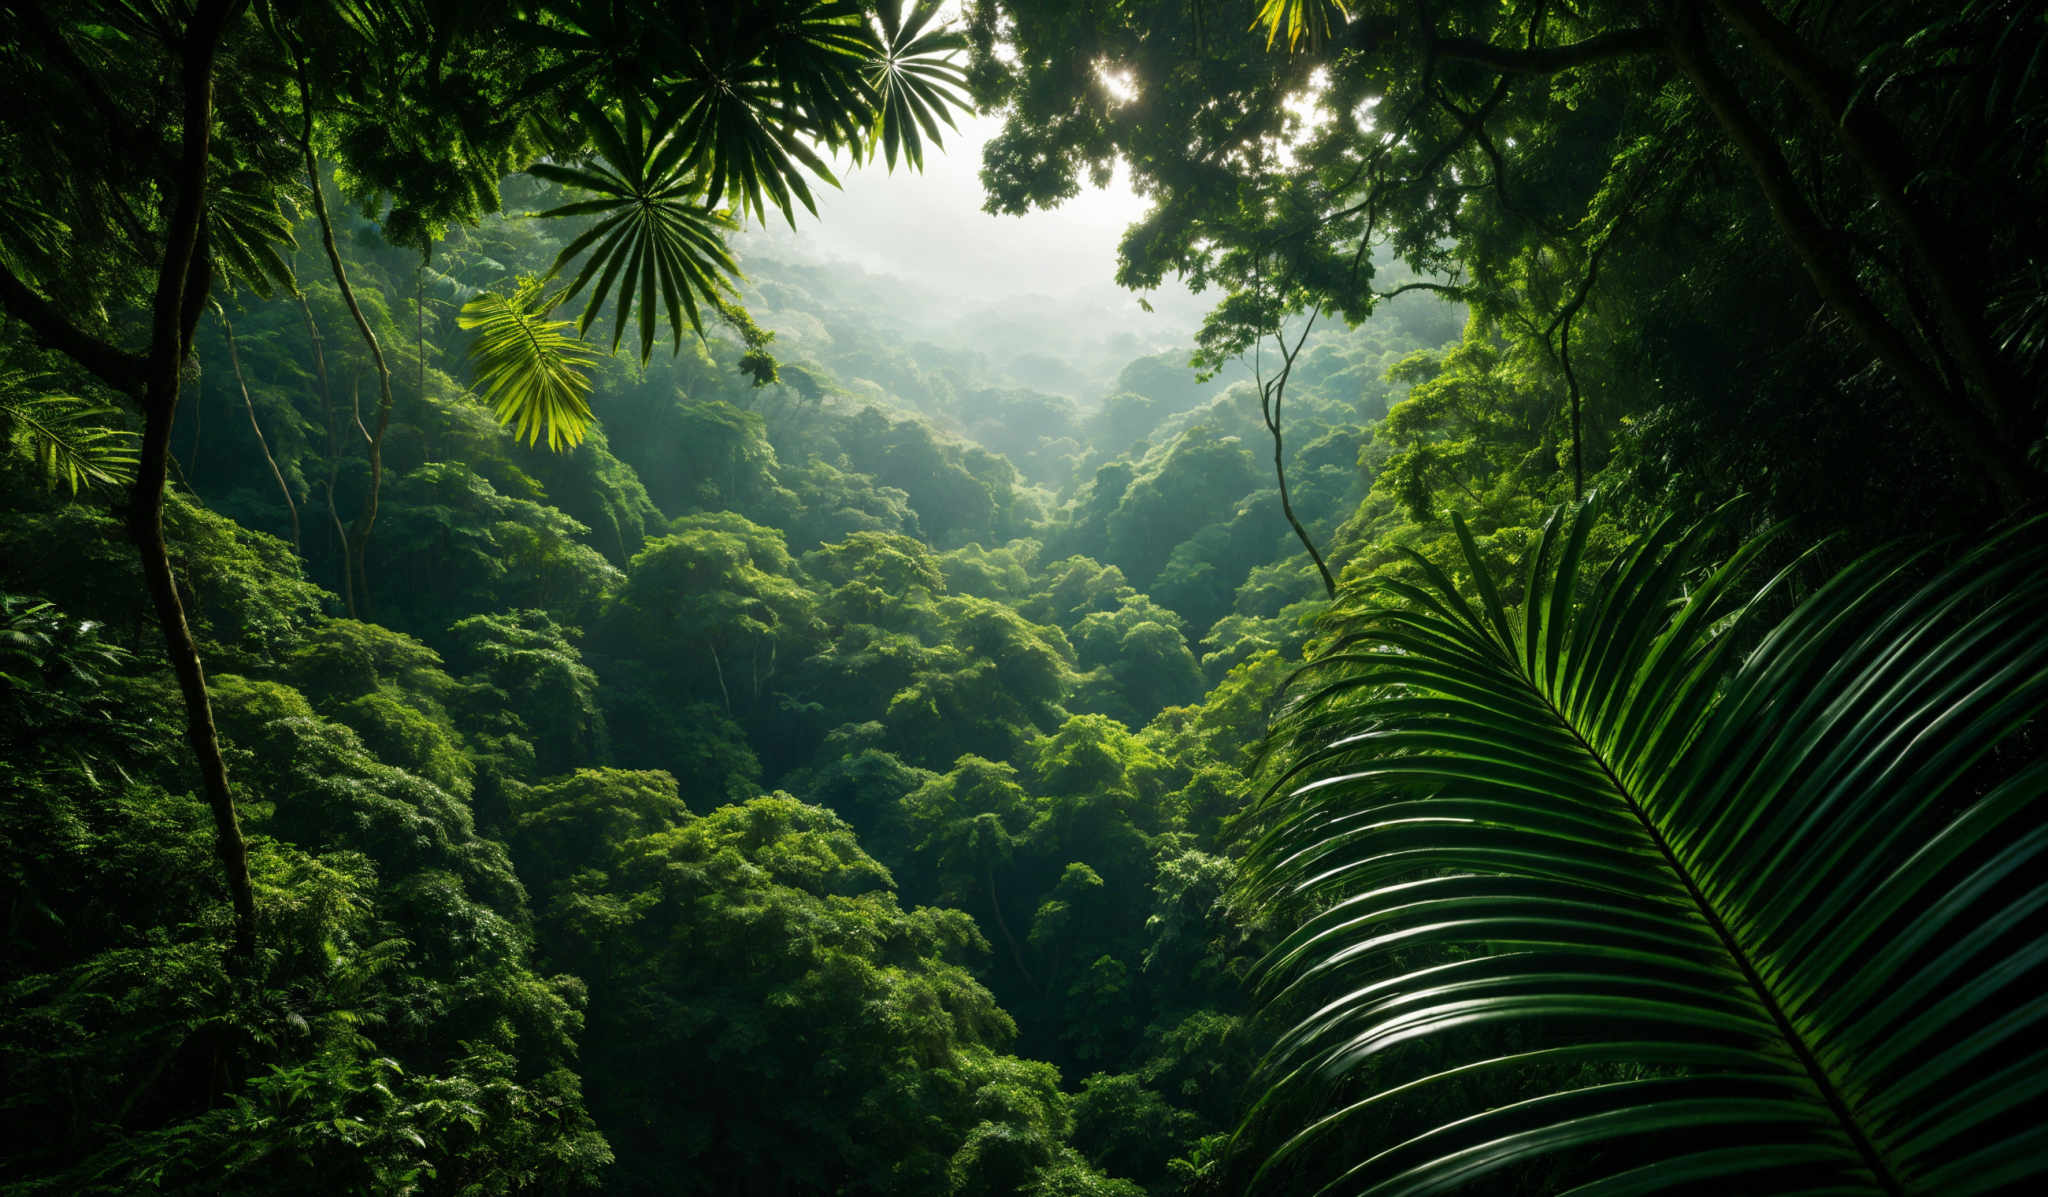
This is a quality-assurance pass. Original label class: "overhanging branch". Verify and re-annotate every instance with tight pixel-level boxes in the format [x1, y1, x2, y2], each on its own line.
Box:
[0, 262, 148, 397]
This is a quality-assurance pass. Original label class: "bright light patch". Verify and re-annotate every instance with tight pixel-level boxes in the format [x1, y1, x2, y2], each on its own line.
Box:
[1096, 62, 1140, 107]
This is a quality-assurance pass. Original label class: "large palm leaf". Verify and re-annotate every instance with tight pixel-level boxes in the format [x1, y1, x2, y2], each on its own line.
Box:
[749, 0, 877, 155]
[1240, 502, 2048, 1194]
[661, 3, 849, 228]
[529, 100, 744, 361]
[867, 0, 969, 171]
[457, 283, 600, 450]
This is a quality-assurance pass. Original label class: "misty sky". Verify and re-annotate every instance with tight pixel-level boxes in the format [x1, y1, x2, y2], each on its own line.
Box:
[735, 112, 1203, 329]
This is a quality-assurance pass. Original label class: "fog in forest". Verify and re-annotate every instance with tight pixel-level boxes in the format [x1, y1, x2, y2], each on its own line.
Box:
[736, 112, 1224, 401]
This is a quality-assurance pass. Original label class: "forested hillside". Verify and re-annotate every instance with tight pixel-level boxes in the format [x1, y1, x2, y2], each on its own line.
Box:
[3, 2, 2043, 1196]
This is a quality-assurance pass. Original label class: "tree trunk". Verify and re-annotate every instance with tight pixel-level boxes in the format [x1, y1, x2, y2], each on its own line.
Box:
[297, 105, 394, 617]
[295, 288, 356, 614]
[133, 0, 254, 960]
[1260, 315, 1338, 597]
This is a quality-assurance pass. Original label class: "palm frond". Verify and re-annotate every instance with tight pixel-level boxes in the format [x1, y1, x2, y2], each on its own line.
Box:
[531, 100, 743, 361]
[1, 382, 139, 495]
[755, 0, 875, 153]
[1252, 0, 1350, 51]
[1241, 500, 2048, 1195]
[867, 0, 970, 171]
[457, 283, 599, 451]
[662, 54, 843, 227]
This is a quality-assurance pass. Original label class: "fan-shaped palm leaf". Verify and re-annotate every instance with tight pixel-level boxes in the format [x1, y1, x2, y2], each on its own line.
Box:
[0, 383, 139, 494]
[1252, 0, 1350, 51]
[752, 0, 876, 153]
[457, 284, 599, 450]
[662, 52, 843, 226]
[531, 100, 743, 361]
[867, 0, 969, 171]
[1241, 501, 2048, 1195]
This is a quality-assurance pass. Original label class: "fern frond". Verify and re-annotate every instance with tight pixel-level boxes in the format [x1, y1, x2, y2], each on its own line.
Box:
[1, 382, 139, 495]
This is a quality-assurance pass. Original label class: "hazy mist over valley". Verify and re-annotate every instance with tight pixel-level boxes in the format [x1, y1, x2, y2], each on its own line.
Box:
[736, 111, 1226, 405]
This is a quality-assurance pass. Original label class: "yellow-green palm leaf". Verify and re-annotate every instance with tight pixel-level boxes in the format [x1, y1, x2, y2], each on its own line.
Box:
[1252, 0, 1349, 50]
[457, 285, 600, 450]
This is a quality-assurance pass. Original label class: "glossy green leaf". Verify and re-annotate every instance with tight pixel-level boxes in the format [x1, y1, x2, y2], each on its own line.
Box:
[1242, 498, 2048, 1194]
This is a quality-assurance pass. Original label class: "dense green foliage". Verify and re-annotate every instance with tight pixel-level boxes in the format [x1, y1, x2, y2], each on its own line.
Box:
[4, 156, 1395, 1191]
[4, 1, 2044, 1194]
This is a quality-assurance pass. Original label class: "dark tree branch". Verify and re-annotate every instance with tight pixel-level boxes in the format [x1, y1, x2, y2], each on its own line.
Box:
[1432, 81, 1563, 238]
[129, 0, 257, 962]
[295, 284, 356, 616]
[220, 307, 300, 551]
[294, 43, 394, 618]
[179, 223, 211, 363]
[0, 263, 148, 397]
[1541, 145, 1665, 501]
[1256, 308, 1339, 599]
[1376, 280, 1469, 302]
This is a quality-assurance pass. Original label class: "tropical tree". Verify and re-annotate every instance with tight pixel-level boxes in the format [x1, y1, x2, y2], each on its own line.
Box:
[1237, 502, 2048, 1193]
